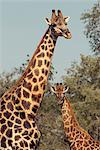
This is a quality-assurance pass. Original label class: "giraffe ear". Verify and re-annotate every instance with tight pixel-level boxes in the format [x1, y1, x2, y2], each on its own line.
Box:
[50, 86, 56, 94]
[45, 18, 51, 25]
[63, 86, 69, 93]
[64, 16, 70, 23]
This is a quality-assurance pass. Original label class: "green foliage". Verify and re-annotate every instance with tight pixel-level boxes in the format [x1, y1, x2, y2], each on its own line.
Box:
[81, 2, 100, 55]
[0, 70, 18, 97]
[63, 54, 100, 140]
[48, 64, 57, 81]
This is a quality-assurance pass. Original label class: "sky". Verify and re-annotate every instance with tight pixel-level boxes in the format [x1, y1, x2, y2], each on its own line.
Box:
[0, 0, 96, 82]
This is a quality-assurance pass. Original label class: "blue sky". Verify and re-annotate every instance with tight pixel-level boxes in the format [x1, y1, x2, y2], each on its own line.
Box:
[0, 0, 96, 82]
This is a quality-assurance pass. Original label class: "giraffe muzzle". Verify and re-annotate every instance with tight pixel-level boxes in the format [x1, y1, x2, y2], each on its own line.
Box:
[63, 31, 72, 39]
[57, 97, 64, 105]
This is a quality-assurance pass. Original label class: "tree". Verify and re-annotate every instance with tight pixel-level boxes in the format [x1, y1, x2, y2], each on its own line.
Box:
[81, 2, 100, 55]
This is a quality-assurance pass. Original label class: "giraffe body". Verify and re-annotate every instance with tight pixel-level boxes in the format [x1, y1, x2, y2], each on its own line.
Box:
[51, 83, 100, 150]
[0, 10, 72, 150]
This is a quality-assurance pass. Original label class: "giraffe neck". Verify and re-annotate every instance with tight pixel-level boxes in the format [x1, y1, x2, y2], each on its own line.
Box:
[62, 97, 86, 144]
[23, 27, 57, 84]
[6, 27, 58, 117]
[14, 27, 57, 86]
[61, 97, 100, 148]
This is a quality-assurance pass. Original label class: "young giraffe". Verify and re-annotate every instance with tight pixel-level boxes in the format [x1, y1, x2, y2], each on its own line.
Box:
[0, 10, 72, 150]
[51, 83, 100, 150]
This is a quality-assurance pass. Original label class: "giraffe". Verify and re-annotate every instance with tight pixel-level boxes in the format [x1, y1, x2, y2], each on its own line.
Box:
[51, 83, 100, 150]
[0, 10, 72, 150]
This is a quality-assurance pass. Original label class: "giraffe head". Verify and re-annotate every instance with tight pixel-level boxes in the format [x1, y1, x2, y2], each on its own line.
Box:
[45, 10, 72, 39]
[51, 83, 69, 104]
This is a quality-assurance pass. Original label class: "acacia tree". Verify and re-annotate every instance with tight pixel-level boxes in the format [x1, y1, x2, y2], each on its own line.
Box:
[81, 2, 100, 55]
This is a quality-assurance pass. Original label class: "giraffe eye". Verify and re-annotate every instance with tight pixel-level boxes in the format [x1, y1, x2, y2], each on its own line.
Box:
[60, 29, 64, 32]
[52, 24, 56, 27]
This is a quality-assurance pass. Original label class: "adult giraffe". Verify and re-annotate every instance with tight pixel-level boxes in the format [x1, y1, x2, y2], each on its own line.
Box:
[51, 83, 100, 150]
[0, 10, 72, 150]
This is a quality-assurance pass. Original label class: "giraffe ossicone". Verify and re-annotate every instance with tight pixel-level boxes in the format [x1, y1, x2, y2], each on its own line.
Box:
[51, 83, 100, 150]
[0, 10, 72, 150]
